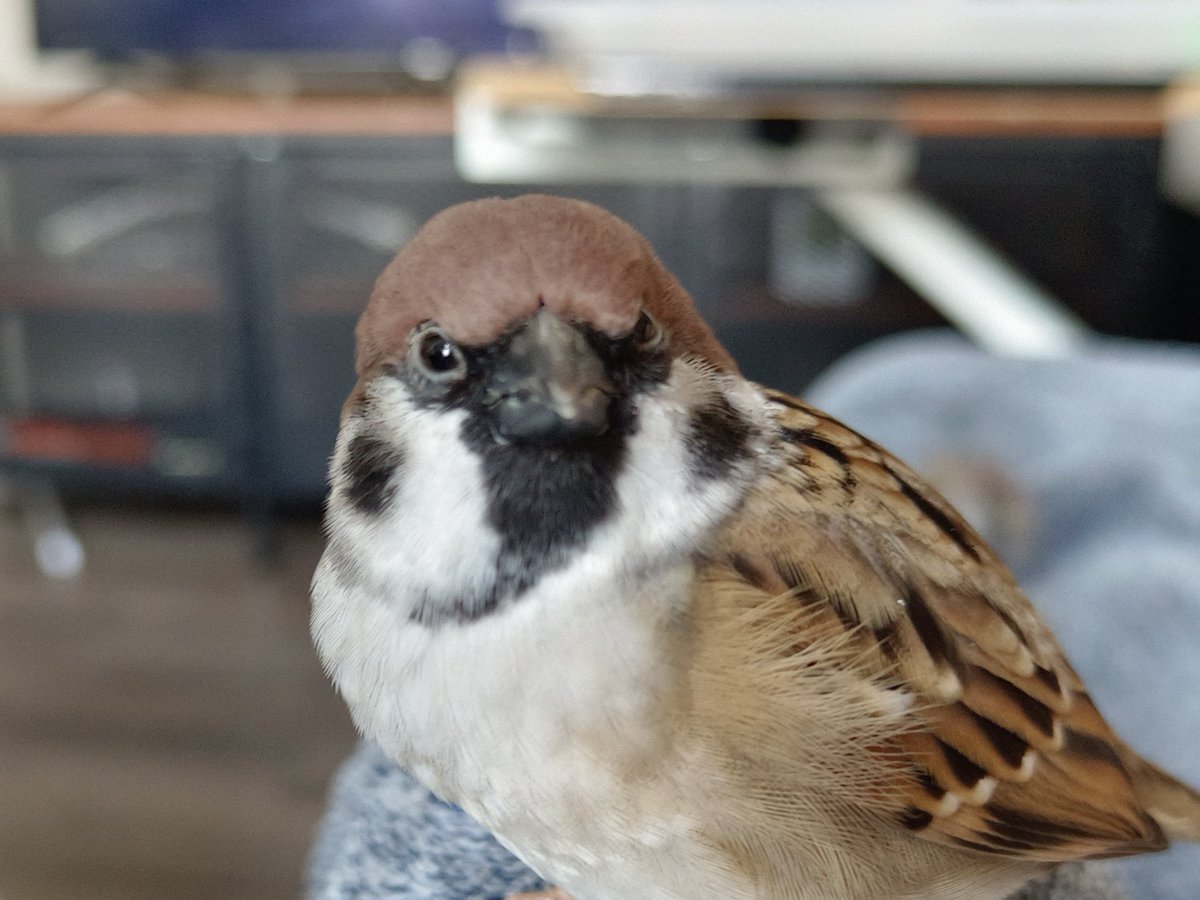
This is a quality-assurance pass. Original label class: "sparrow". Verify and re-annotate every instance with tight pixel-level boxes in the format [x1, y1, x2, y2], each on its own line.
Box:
[311, 194, 1200, 900]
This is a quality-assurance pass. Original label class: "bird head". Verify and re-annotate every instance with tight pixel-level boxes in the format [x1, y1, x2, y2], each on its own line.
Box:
[322, 195, 763, 625]
[349, 193, 736, 445]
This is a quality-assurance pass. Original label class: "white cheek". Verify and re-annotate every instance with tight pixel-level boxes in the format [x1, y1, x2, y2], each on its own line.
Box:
[324, 385, 503, 609]
[604, 364, 768, 569]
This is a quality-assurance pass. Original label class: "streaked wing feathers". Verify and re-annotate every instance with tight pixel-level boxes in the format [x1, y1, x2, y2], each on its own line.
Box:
[707, 388, 1166, 861]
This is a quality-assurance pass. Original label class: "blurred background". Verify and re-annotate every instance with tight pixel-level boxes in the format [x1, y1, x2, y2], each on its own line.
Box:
[0, 1, 1198, 898]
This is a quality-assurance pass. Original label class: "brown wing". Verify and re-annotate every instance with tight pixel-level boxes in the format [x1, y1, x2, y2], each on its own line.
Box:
[702, 387, 1168, 861]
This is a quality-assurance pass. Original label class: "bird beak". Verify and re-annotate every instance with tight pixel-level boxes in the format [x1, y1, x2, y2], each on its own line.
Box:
[485, 308, 615, 446]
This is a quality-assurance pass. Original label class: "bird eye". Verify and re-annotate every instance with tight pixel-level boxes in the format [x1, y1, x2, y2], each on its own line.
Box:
[412, 324, 467, 382]
[632, 310, 665, 352]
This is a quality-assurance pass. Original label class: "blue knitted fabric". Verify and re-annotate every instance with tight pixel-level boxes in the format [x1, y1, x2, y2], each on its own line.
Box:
[307, 743, 549, 899]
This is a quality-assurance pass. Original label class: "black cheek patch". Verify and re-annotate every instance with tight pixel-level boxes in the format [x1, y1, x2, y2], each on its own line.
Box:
[685, 394, 755, 481]
[342, 433, 406, 514]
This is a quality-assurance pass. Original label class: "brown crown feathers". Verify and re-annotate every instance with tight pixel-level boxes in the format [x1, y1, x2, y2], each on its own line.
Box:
[354, 194, 736, 379]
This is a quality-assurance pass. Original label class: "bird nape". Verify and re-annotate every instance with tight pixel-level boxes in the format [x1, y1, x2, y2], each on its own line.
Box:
[310, 194, 1200, 900]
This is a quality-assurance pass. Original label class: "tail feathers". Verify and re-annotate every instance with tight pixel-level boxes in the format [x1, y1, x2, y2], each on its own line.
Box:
[1119, 746, 1200, 844]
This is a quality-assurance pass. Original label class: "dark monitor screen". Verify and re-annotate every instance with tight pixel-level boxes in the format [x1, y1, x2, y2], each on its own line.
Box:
[35, 0, 523, 61]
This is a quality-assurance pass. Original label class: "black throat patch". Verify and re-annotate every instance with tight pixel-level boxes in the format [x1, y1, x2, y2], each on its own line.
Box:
[452, 403, 631, 619]
[403, 323, 669, 626]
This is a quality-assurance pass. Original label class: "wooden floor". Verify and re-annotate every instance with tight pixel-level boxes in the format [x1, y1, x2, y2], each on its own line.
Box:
[0, 498, 358, 900]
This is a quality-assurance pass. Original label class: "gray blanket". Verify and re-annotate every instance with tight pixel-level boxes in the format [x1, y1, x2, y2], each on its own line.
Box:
[308, 331, 1200, 899]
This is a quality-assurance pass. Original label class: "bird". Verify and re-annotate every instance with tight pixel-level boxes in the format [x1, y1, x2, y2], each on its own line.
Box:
[310, 194, 1200, 900]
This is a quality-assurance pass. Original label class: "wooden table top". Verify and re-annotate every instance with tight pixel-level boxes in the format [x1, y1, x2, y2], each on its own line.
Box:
[0, 89, 454, 136]
[0, 66, 1194, 139]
